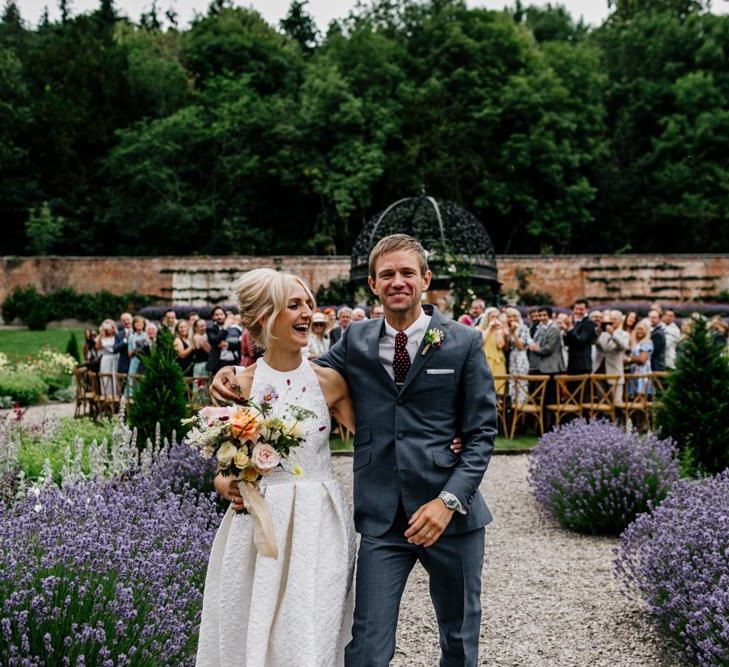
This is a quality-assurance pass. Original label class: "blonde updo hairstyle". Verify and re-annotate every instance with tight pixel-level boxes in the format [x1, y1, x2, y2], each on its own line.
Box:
[234, 268, 315, 348]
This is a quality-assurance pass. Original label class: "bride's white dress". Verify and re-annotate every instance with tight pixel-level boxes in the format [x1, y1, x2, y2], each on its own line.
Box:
[196, 359, 356, 666]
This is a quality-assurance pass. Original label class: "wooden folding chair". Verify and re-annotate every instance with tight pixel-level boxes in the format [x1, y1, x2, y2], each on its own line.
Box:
[492, 374, 510, 437]
[583, 374, 622, 422]
[546, 374, 588, 427]
[621, 373, 651, 431]
[73, 367, 90, 418]
[336, 421, 353, 446]
[647, 371, 670, 428]
[96, 372, 120, 418]
[510, 374, 549, 439]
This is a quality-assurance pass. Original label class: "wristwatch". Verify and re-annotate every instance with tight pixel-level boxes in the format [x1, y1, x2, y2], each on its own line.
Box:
[438, 491, 462, 512]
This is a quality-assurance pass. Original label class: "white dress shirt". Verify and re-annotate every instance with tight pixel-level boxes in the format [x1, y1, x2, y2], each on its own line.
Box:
[378, 309, 431, 381]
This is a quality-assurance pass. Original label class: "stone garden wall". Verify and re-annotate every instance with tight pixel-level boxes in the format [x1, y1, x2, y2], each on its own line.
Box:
[1, 254, 728, 307]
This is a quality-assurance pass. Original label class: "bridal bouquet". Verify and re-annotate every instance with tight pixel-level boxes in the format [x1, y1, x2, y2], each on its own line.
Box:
[184, 391, 315, 559]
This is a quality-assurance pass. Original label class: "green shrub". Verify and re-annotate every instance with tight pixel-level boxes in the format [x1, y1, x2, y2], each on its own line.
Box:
[65, 332, 82, 363]
[128, 330, 189, 448]
[1, 285, 159, 326]
[656, 317, 729, 475]
[0, 370, 48, 405]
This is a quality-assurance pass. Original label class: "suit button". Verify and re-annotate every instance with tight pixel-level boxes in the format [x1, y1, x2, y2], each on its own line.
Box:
[397, 432, 404, 440]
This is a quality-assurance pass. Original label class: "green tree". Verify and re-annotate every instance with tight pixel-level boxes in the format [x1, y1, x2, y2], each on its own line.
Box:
[66, 331, 82, 363]
[656, 317, 729, 475]
[280, 0, 319, 54]
[128, 329, 189, 448]
[25, 201, 63, 254]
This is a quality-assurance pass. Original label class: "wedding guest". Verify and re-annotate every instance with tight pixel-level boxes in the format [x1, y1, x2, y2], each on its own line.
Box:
[174, 320, 194, 376]
[470, 298, 486, 326]
[329, 306, 352, 346]
[192, 319, 211, 377]
[528, 307, 565, 431]
[323, 307, 337, 333]
[708, 317, 729, 353]
[127, 316, 148, 394]
[137, 322, 158, 373]
[205, 307, 230, 375]
[188, 311, 200, 341]
[352, 307, 368, 322]
[369, 302, 384, 319]
[648, 308, 666, 372]
[564, 299, 598, 375]
[95, 319, 119, 397]
[624, 311, 638, 345]
[594, 310, 630, 397]
[527, 307, 541, 338]
[478, 307, 507, 396]
[162, 309, 178, 334]
[556, 312, 571, 369]
[662, 309, 681, 370]
[628, 320, 653, 397]
[303, 311, 330, 360]
[218, 314, 242, 367]
[505, 307, 531, 404]
[114, 312, 133, 374]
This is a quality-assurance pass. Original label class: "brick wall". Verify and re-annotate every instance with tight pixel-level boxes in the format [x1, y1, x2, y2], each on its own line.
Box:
[2, 254, 728, 310]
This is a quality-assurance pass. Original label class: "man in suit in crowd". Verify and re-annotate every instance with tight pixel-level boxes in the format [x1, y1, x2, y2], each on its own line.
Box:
[329, 306, 352, 346]
[662, 309, 681, 370]
[114, 312, 133, 374]
[648, 308, 666, 371]
[528, 307, 565, 430]
[564, 299, 598, 375]
[205, 306, 231, 375]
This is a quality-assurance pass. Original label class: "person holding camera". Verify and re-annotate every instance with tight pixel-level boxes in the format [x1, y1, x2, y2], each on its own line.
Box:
[478, 307, 507, 396]
[593, 309, 630, 396]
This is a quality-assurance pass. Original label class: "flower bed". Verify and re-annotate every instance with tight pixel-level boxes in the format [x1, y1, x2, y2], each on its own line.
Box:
[528, 419, 679, 534]
[0, 445, 220, 665]
[616, 471, 729, 666]
[0, 348, 76, 405]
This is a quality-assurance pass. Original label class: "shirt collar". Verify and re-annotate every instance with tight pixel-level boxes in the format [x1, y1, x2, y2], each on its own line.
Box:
[383, 308, 430, 340]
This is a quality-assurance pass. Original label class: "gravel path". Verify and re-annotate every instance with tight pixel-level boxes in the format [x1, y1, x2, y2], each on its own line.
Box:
[0, 401, 75, 426]
[332, 455, 679, 667]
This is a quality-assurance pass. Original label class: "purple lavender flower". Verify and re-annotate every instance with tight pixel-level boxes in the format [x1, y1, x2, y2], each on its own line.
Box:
[0, 443, 220, 664]
[616, 470, 729, 666]
[528, 419, 679, 534]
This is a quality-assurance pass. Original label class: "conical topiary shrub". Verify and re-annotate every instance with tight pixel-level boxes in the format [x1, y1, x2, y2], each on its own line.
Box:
[128, 330, 189, 449]
[656, 317, 729, 475]
[66, 332, 82, 364]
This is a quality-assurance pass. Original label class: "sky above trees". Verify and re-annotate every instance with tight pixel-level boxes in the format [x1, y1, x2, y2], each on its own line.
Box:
[16, 0, 617, 28]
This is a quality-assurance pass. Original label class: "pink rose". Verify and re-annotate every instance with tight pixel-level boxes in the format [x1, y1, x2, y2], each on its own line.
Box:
[251, 443, 280, 473]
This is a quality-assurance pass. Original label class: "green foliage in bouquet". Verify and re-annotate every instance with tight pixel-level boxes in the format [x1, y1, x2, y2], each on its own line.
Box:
[656, 317, 729, 475]
[128, 329, 189, 448]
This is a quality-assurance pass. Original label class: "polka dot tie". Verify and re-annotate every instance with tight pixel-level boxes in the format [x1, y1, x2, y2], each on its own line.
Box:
[394, 331, 411, 386]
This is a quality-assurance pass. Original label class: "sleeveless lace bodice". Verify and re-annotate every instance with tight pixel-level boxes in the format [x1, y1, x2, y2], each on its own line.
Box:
[250, 358, 333, 485]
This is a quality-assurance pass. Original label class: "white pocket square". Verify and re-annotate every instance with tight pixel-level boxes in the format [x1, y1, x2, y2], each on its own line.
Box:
[426, 368, 455, 375]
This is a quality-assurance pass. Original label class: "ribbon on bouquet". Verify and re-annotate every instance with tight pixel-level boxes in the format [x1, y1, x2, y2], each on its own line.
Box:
[238, 480, 279, 559]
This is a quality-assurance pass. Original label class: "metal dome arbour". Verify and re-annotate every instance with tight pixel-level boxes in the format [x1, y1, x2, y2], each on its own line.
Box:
[350, 195, 498, 292]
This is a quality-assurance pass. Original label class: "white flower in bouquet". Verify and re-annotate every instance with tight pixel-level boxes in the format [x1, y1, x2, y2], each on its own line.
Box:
[216, 441, 238, 466]
[251, 443, 280, 472]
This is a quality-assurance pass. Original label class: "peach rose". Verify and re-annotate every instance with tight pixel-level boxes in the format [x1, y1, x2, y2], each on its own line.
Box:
[230, 407, 261, 443]
[251, 443, 280, 473]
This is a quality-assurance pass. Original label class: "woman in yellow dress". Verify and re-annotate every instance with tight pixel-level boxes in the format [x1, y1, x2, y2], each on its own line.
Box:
[477, 307, 507, 396]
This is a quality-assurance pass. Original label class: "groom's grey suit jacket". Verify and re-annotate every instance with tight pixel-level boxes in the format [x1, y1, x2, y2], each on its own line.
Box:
[318, 306, 497, 538]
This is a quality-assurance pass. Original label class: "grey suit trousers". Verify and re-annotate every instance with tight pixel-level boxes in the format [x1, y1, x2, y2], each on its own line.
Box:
[345, 502, 485, 667]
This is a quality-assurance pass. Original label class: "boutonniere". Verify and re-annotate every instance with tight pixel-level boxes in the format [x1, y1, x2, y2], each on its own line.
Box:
[422, 328, 445, 356]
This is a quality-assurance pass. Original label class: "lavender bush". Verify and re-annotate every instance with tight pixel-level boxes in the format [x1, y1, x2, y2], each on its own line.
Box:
[616, 471, 729, 665]
[0, 448, 220, 665]
[528, 419, 679, 534]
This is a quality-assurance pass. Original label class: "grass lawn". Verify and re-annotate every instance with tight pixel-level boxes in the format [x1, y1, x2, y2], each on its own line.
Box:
[330, 433, 537, 452]
[0, 327, 85, 361]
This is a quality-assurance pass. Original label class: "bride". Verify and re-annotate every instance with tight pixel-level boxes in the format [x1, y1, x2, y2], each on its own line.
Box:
[196, 268, 356, 666]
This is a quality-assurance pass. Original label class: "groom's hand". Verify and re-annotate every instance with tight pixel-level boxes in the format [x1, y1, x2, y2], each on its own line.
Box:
[209, 366, 241, 405]
[404, 499, 455, 548]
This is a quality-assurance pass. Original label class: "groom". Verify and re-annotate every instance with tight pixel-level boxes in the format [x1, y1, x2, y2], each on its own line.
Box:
[324, 234, 495, 666]
[212, 234, 496, 666]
